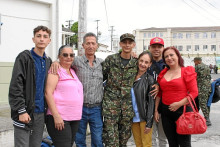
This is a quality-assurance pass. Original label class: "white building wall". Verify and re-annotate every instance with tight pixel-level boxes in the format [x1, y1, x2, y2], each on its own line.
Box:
[0, 0, 60, 62]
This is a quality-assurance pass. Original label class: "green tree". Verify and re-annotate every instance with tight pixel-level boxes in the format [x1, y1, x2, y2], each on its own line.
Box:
[70, 22, 78, 49]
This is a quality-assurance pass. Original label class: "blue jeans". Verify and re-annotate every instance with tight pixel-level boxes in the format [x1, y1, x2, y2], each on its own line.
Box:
[75, 106, 103, 147]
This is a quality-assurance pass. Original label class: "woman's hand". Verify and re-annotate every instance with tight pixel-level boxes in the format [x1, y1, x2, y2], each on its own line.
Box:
[154, 111, 160, 122]
[144, 127, 152, 134]
[50, 61, 60, 74]
[150, 84, 159, 99]
[53, 115, 64, 131]
[169, 102, 181, 112]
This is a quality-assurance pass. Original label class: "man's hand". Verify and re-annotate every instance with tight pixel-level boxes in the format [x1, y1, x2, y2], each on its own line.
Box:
[50, 61, 60, 74]
[150, 84, 159, 99]
[19, 113, 31, 124]
[144, 127, 152, 134]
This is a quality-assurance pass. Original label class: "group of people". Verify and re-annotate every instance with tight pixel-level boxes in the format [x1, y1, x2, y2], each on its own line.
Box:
[8, 25, 211, 147]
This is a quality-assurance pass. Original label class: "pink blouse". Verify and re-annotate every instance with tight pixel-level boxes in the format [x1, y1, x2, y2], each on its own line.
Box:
[47, 67, 83, 121]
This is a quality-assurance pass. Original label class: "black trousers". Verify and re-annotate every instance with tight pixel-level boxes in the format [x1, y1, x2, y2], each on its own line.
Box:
[161, 103, 192, 147]
[46, 115, 80, 147]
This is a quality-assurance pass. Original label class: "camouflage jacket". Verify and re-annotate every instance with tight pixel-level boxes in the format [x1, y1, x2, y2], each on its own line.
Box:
[102, 53, 137, 114]
[195, 62, 211, 91]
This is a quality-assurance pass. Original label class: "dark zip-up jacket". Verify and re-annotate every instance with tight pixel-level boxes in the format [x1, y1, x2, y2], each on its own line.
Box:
[8, 50, 51, 129]
[133, 72, 155, 128]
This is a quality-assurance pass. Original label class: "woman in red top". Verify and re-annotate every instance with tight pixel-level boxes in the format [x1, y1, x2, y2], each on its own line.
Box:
[154, 46, 198, 147]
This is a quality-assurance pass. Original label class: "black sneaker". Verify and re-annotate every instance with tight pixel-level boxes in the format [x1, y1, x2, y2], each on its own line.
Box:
[206, 118, 212, 126]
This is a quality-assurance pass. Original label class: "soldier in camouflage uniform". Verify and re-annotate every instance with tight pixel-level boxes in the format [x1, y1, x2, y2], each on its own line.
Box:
[102, 33, 138, 147]
[194, 57, 212, 126]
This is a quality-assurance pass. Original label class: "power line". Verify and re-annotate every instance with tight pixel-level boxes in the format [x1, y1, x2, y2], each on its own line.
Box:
[203, 0, 220, 11]
[182, 0, 219, 24]
[189, 0, 220, 20]
[104, 0, 109, 28]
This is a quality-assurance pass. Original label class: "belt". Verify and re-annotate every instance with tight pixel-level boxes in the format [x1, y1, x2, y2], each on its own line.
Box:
[83, 103, 101, 108]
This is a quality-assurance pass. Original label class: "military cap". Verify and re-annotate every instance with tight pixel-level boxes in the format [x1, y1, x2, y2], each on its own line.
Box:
[193, 57, 202, 61]
[120, 33, 135, 42]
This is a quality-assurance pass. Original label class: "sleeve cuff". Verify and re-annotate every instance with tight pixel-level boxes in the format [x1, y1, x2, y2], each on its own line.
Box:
[18, 108, 27, 114]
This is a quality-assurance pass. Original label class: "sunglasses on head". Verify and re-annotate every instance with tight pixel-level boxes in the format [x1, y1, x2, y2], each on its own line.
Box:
[62, 53, 75, 58]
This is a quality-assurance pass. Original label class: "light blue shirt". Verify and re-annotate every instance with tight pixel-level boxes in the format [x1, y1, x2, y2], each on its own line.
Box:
[131, 87, 140, 122]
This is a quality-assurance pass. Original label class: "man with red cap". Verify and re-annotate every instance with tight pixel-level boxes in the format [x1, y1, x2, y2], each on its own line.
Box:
[147, 37, 168, 147]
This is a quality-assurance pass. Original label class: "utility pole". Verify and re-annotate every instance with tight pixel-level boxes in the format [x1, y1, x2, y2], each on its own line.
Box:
[65, 20, 74, 29]
[78, 0, 87, 56]
[95, 20, 100, 41]
[109, 26, 115, 51]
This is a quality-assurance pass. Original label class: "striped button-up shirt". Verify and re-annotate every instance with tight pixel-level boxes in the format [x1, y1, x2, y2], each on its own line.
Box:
[73, 55, 103, 104]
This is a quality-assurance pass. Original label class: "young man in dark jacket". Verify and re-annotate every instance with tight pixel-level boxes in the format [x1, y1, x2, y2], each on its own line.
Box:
[8, 26, 52, 147]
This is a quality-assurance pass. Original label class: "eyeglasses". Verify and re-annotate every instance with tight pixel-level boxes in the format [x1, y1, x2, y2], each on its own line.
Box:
[62, 53, 75, 58]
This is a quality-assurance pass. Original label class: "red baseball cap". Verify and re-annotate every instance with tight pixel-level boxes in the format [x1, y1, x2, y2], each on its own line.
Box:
[150, 37, 164, 46]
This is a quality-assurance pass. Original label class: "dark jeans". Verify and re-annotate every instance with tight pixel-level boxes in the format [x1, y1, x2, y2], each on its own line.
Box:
[46, 115, 80, 147]
[75, 106, 103, 147]
[161, 103, 192, 147]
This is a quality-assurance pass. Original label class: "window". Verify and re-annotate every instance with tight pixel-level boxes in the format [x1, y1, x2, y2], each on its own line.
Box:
[160, 32, 163, 37]
[194, 33, 200, 39]
[211, 32, 216, 38]
[156, 32, 159, 37]
[203, 32, 208, 38]
[203, 45, 208, 51]
[143, 33, 146, 38]
[195, 45, 200, 51]
[186, 33, 191, 39]
[173, 33, 177, 38]
[178, 33, 183, 39]
[211, 45, 216, 51]
[186, 45, 191, 51]
[152, 32, 155, 37]
[148, 33, 151, 38]
[178, 46, 183, 51]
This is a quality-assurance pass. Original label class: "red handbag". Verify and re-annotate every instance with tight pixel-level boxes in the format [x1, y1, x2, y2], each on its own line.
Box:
[176, 95, 207, 135]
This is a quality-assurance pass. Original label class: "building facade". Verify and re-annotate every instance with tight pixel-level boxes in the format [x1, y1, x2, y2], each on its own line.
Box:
[133, 26, 220, 58]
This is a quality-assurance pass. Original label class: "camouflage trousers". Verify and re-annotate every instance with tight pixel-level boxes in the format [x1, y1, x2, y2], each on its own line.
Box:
[198, 92, 210, 118]
[102, 99, 134, 147]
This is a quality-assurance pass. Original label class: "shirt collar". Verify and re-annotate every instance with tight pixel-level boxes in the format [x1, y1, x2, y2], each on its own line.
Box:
[82, 54, 97, 63]
[31, 47, 46, 59]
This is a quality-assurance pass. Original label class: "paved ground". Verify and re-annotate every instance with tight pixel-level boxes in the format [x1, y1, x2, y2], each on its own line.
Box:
[0, 74, 219, 146]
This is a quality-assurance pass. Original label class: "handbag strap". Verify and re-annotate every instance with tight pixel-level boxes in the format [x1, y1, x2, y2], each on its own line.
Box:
[183, 95, 198, 114]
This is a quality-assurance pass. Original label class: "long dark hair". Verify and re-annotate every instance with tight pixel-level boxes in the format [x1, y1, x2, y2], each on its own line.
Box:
[162, 46, 184, 68]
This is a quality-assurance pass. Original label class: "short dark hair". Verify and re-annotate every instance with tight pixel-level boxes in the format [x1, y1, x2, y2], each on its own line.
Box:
[33, 25, 51, 37]
[83, 32, 98, 43]
[162, 46, 184, 68]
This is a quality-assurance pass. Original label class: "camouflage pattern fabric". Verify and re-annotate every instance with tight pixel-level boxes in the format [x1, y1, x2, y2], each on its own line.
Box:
[102, 53, 137, 147]
[195, 62, 211, 118]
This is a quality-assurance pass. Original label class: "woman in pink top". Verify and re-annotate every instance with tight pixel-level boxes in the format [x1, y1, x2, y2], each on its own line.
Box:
[154, 46, 198, 147]
[45, 45, 83, 147]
